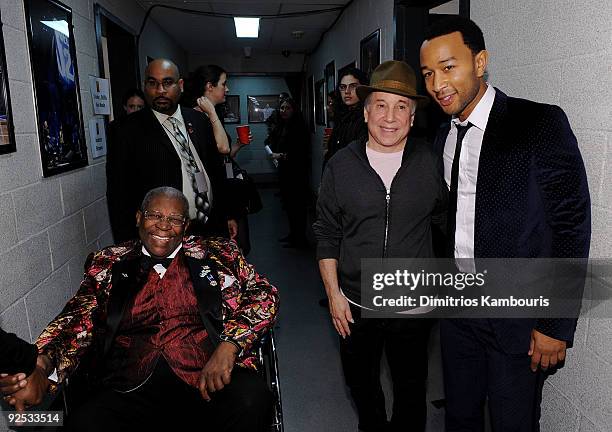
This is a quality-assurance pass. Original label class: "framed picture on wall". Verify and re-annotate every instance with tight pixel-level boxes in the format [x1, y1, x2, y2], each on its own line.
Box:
[307, 75, 315, 132]
[25, 0, 88, 177]
[247, 95, 278, 123]
[315, 78, 325, 126]
[222, 95, 240, 124]
[0, 9, 16, 154]
[360, 29, 381, 78]
[324, 61, 335, 127]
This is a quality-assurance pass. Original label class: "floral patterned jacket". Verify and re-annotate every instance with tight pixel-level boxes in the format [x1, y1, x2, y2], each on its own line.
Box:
[35, 236, 279, 385]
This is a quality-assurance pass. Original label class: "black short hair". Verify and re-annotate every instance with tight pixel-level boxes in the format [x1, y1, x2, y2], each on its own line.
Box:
[338, 67, 368, 88]
[121, 88, 145, 106]
[424, 16, 486, 56]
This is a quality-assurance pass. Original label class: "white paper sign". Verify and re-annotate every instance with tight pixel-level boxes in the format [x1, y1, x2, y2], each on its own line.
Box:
[89, 117, 107, 158]
[88, 76, 111, 115]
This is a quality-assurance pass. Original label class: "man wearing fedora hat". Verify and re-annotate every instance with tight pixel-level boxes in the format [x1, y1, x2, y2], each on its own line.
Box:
[314, 60, 447, 431]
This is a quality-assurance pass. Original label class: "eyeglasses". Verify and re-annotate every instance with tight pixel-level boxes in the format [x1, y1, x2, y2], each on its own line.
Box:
[339, 83, 359, 93]
[144, 78, 178, 90]
[142, 210, 186, 227]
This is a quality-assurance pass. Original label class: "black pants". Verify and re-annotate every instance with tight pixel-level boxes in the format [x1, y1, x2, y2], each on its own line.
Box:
[339, 310, 433, 432]
[65, 358, 272, 432]
[441, 319, 547, 432]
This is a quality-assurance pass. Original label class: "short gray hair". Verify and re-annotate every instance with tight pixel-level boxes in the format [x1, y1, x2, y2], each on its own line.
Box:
[140, 187, 189, 216]
[364, 93, 417, 114]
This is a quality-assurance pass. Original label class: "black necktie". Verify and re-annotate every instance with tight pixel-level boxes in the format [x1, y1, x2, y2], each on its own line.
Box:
[141, 255, 174, 272]
[447, 122, 473, 257]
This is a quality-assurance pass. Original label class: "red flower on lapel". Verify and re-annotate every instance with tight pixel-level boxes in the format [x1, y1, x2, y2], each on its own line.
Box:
[187, 122, 194, 135]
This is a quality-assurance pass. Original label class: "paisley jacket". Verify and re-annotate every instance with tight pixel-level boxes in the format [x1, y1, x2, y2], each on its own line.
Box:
[35, 236, 279, 385]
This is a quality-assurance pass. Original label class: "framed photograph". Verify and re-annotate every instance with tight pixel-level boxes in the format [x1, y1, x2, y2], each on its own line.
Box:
[222, 95, 240, 124]
[360, 29, 381, 78]
[247, 95, 278, 123]
[324, 61, 335, 127]
[307, 75, 315, 132]
[0, 10, 16, 154]
[315, 78, 325, 126]
[24, 0, 88, 177]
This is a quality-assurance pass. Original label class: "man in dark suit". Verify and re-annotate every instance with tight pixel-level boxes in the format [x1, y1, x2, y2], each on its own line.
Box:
[2, 187, 278, 431]
[419, 17, 590, 431]
[106, 58, 236, 243]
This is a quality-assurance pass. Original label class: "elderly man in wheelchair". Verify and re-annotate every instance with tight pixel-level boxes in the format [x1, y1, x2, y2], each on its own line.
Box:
[0, 187, 279, 431]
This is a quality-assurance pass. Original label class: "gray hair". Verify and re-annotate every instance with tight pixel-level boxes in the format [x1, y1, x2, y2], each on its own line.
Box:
[364, 93, 417, 114]
[140, 187, 189, 216]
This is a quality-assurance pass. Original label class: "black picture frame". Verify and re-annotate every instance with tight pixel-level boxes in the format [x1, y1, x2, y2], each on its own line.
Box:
[247, 95, 278, 123]
[315, 78, 325, 126]
[324, 61, 335, 127]
[222, 95, 240, 124]
[307, 75, 315, 132]
[0, 15, 17, 154]
[360, 29, 381, 78]
[24, 0, 88, 177]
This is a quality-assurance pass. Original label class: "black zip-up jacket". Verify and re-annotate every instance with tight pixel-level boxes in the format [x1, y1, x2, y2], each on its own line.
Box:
[314, 138, 447, 304]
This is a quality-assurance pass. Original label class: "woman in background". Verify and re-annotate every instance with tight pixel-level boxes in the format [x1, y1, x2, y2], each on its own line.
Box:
[271, 98, 310, 248]
[323, 67, 369, 165]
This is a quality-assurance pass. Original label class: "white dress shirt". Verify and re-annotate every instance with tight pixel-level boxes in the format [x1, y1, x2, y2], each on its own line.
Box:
[443, 84, 496, 259]
[152, 107, 212, 220]
[142, 244, 182, 279]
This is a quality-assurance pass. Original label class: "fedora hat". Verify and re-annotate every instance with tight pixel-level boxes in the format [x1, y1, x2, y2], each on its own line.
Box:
[356, 60, 428, 105]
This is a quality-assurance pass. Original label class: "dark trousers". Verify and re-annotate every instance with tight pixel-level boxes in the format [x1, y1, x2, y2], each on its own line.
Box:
[339, 311, 433, 432]
[441, 319, 547, 432]
[65, 357, 272, 432]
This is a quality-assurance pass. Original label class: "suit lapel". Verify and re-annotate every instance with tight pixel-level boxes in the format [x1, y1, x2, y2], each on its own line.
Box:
[143, 107, 179, 155]
[185, 254, 223, 345]
[103, 256, 144, 356]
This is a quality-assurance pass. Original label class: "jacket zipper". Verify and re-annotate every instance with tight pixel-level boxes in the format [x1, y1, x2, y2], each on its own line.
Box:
[383, 189, 391, 257]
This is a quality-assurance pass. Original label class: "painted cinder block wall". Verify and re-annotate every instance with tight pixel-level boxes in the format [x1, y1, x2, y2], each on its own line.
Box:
[471, 1, 612, 431]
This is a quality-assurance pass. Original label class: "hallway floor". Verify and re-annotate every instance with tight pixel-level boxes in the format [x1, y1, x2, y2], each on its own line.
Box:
[246, 188, 446, 432]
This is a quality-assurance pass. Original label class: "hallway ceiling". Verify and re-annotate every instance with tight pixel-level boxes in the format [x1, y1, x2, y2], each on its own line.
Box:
[135, 0, 353, 57]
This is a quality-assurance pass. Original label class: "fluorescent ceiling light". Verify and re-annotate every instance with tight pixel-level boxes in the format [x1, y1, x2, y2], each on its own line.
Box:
[234, 17, 260, 38]
[41, 20, 69, 37]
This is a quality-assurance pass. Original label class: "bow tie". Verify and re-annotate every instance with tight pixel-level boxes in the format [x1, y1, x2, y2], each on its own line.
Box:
[141, 255, 174, 271]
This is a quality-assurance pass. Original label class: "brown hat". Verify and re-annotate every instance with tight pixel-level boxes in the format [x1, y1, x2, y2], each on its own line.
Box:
[356, 60, 428, 105]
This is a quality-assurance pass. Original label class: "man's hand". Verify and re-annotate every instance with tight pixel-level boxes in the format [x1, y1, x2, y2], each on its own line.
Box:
[198, 341, 238, 402]
[0, 373, 28, 396]
[528, 329, 567, 372]
[3, 357, 51, 412]
[227, 219, 238, 240]
[329, 292, 354, 338]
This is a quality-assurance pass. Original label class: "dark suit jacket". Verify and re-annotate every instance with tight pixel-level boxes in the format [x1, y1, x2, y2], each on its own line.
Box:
[106, 106, 228, 242]
[0, 328, 38, 375]
[433, 89, 591, 352]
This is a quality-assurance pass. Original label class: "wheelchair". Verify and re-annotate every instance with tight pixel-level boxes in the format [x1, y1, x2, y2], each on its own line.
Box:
[53, 331, 284, 431]
[257, 329, 284, 432]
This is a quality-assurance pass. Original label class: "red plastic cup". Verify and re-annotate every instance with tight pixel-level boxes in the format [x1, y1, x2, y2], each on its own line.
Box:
[324, 127, 333, 137]
[236, 125, 250, 144]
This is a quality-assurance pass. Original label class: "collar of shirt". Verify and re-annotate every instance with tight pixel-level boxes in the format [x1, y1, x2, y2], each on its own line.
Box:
[451, 84, 496, 131]
[152, 106, 185, 129]
[141, 243, 182, 278]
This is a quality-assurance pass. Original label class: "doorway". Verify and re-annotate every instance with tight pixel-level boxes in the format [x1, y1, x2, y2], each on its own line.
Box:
[94, 5, 140, 121]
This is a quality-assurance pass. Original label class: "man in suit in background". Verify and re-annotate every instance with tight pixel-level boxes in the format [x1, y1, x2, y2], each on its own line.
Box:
[107, 58, 236, 243]
[419, 16, 590, 431]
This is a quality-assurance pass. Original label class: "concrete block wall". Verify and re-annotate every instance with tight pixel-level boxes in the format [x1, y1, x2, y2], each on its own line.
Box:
[0, 0, 185, 428]
[471, 1, 612, 431]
